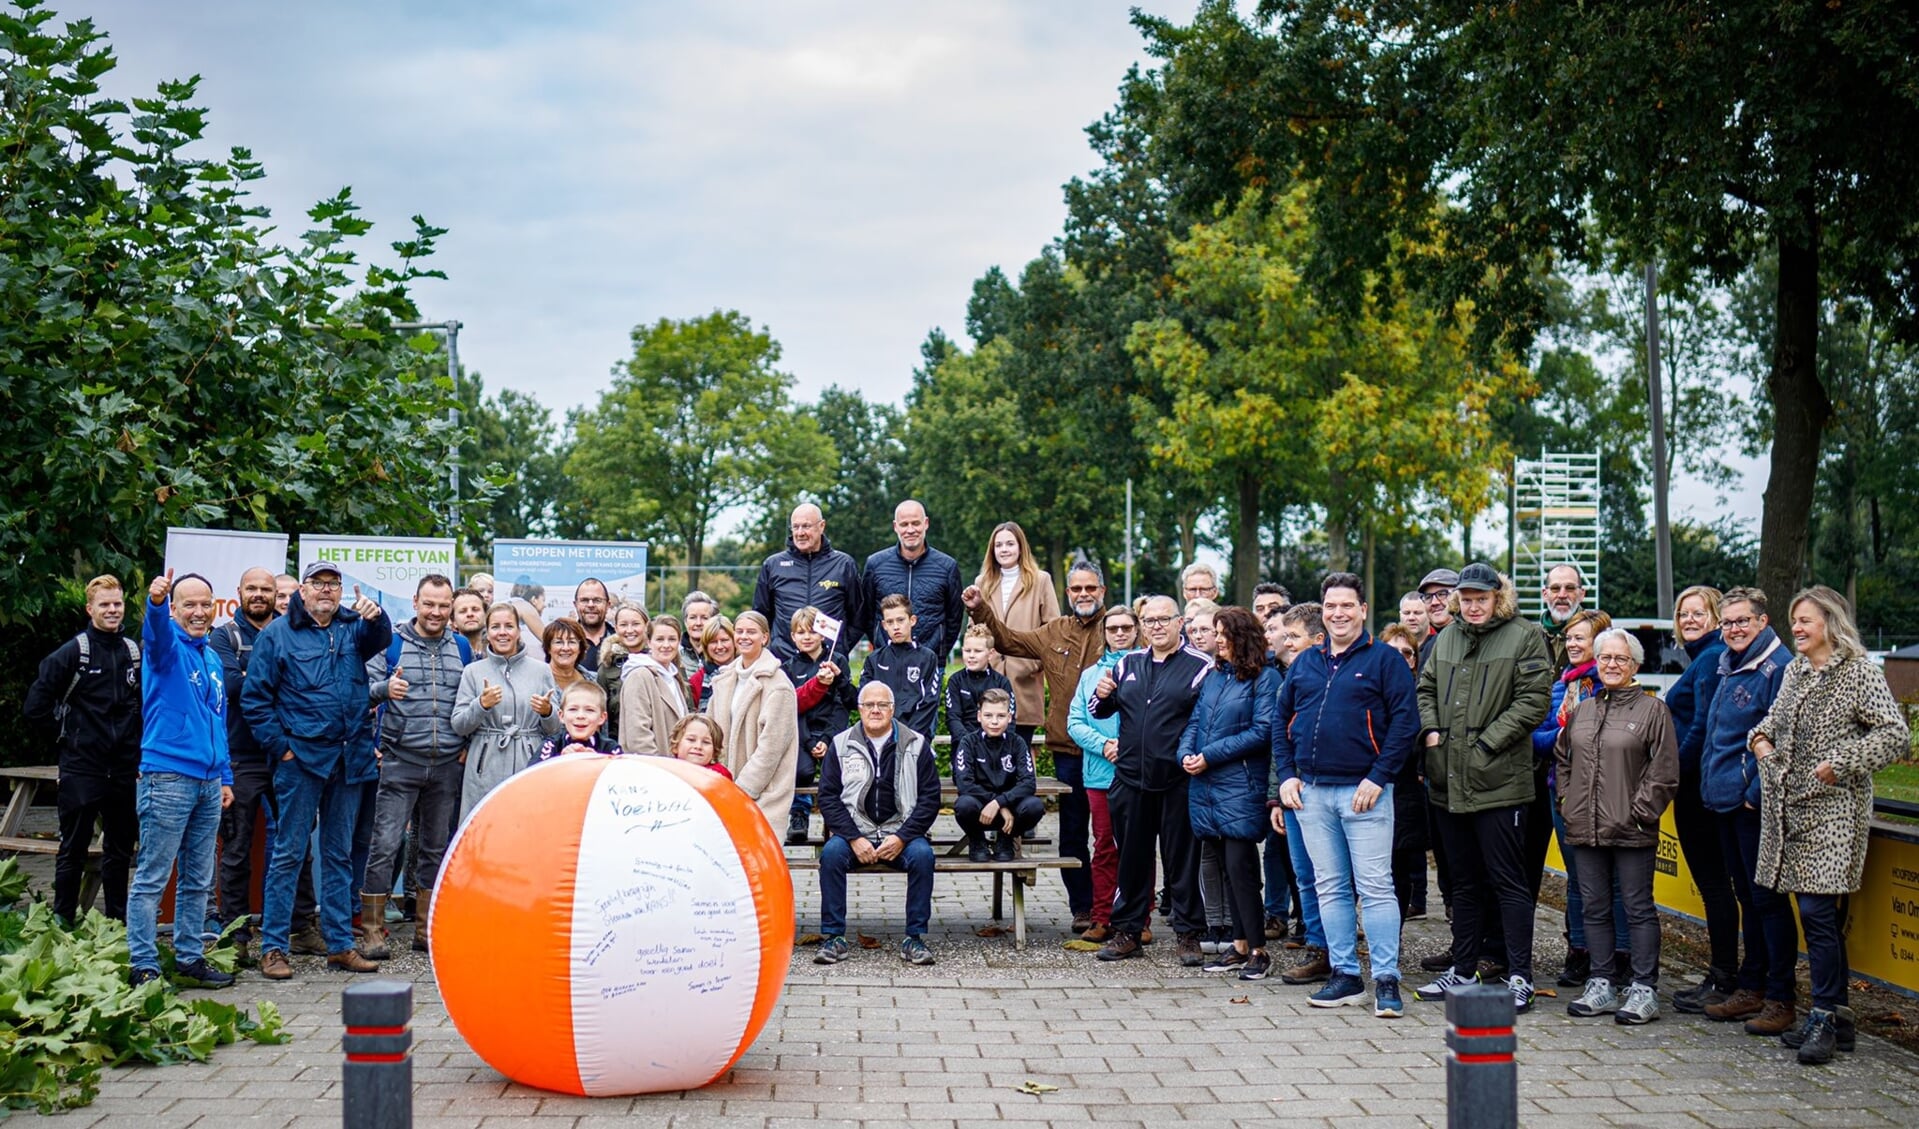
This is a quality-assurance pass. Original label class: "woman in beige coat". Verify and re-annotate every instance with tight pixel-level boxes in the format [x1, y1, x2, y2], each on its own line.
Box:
[974, 521, 1058, 740]
[708, 610, 801, 830]
[1750, 585, 1909, 1064]
[620, 616, 688, 757]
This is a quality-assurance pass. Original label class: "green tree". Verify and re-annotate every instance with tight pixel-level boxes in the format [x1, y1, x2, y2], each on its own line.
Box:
[564, 311, 833, 583]
[456, 371, 564, 556]
[805, 386, 906, 561]
[1132, 0, 1919, 606]
[0, 3, 461, 621]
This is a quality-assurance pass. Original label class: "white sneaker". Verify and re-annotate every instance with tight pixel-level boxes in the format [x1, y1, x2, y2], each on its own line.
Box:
[1615, 983, 1660, 1025]
[1508, 974, 1535, 1015]
[1566, 976, 1618, 1017]
[1413, 969, 1473, 1002]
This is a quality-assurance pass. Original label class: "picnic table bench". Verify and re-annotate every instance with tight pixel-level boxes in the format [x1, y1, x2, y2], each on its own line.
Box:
[0, 765, 103, 908]
[787, 776, 1079, 950]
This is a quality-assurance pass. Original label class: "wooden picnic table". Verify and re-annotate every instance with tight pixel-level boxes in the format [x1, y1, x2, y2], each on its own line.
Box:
[0, 764, 105, 910]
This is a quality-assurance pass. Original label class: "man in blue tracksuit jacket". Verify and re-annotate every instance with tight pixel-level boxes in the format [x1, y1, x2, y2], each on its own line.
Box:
[128, 570, 234, 988]
[243, 562, 391, 978]
[1696, 586, 1794, 1020]
[1272, 573, 1421, 1016]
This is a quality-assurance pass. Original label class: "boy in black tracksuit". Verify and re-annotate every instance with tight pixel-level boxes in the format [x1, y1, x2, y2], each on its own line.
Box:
[945, 624, 1014, 744]
[952, 689, 1042, 861]
[860, 594, 942, 747]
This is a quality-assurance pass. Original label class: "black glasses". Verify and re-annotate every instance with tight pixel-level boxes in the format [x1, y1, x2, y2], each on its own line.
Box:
[1140, 616, 1176, 628]
[1721, 616, 1758, 631]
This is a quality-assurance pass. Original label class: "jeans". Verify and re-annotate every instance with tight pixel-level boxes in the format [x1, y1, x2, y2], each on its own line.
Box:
[364, 758, 464, 895]
[1263, 823, 1296, 920]
[1571, 844, 1660, 986]
[1716, 805, 1799, 1002]
[1550, 781, 1629, 952]
[127, 773, 223, 972]
[1053, 752, 1093, 916]
[1108, 777, 1202, 934]
[1434, 804, 1535, 982]
[1284, 807, 1324, 948]
[818, 834, 934, 937]
[1296, 782, 1401, 981]
[1795, 892, 1849, 1010]
[260, 757, 361, 955]
[54, 770, 135, 922]
[1673, 761, 1740, 984]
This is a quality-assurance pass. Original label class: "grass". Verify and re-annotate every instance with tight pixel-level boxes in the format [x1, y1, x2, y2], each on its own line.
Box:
[1877, 761, 1919, 805]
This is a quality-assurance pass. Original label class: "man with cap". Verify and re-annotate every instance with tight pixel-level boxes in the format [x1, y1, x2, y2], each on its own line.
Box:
[1415, 568, 1458, 667]
[242, 561, 392, 979]
[1411, 562, 1554, 1014]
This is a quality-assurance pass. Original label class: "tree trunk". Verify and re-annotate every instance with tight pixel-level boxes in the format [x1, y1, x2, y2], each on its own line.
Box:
[1755, 220, 1831, 606]
[1178, 510, 1197, 567]
[1325, 471, 1349, 572]
[1234, 469, 1260, 606]
[1048, 531, 1068, 603]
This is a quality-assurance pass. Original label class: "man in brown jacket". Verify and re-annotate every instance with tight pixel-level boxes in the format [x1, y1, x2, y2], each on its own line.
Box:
[963, 562, 1108, 931]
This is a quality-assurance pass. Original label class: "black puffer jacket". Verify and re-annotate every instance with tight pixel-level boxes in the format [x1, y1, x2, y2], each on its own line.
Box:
[750, 534, 863, 661]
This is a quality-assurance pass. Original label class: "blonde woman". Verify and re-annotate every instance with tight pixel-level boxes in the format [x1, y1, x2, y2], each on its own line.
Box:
[620, 615, 689, 757]
[1750, 586, 1910, 1064]
[595, 603, 651, 737]
[707, 611, 801, 830]
[973, 521, 1058, 741]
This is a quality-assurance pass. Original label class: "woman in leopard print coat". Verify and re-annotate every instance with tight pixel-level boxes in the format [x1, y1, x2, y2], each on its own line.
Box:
[1749, 586, 1909, 1060]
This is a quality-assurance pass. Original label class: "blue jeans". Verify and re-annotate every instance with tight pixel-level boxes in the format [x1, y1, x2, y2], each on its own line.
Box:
[818, 834, 934, 937]
[128, 773, 224, 972]
[1262, 823, 1294, 919]
[1283, 807, 1324, 948]
[260, 757, 361, 955]
[1551, 781, 1628, 951]
[1295, 782, 1400, 981]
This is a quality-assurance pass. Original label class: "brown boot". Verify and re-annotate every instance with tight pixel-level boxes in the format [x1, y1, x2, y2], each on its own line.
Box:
[328, 949, 379, 973]
[1282, 946, 1332, 985]
[260, 949, 293, 981]
[1705, 987, 1765, 1022]
[289, 916, 327, 956]
[1743, 999, 1797, 1036]
[357, 894, 392, 960]
[412, 889, 432, 953]
[1080, 921, 1111, 944]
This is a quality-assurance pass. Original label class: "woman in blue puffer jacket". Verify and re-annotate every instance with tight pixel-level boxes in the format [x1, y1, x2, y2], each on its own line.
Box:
[1180, 607, 1283, 980]
[1660, 585, 1738, 1009]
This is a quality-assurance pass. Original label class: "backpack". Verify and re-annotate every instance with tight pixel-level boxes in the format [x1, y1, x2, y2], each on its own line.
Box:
[53, 632, 140, 740]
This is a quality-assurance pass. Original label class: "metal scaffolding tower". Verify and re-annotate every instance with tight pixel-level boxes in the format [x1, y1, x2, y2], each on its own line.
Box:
[1512, 452, 1602, 618]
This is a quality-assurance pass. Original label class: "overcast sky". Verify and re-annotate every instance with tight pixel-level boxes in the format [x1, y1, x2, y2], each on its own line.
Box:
[82, 0, 1765, 541]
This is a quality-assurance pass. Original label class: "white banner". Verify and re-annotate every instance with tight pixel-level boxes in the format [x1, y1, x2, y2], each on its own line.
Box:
[296, 534, 458, 624]
[163, 527, 290, 625]
[491, 539, 649, 623]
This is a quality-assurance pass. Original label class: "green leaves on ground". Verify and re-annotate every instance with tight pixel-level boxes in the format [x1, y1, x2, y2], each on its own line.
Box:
[0, 859, 289, 1114]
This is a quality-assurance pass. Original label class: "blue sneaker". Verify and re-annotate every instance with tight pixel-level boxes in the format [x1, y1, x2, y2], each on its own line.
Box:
[900, 936, 936, 966]
[1309, 971, 1367, 1008]
[1374, 977, 1403, 1018]
[813, 935, 851, 965]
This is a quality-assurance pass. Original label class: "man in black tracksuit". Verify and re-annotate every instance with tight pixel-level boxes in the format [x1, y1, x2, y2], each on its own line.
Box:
[751, 503, 864, 662]
[22, 576, 142, 923]
[1090, 594, 1212, 963]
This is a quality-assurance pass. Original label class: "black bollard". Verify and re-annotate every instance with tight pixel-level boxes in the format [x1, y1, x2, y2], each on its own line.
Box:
[1444, 983, 1517, 1129]
[342, 979, 413, 1129]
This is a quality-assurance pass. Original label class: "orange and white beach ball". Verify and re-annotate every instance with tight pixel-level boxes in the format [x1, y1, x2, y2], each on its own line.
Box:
[432, 754, 794, 1095]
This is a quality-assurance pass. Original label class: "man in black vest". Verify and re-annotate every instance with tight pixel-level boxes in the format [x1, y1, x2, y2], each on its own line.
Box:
[23, 575, 142, 923]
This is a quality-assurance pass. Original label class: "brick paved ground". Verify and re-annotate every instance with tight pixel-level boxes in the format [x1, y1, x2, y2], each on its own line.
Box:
[18, 811, 1919, 1128]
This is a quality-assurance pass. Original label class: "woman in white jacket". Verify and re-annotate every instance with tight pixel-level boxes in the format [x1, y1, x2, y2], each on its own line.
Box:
[452, 604, 561, 824]
[620, 616, 689, 757]
[707, 611, 801, 830]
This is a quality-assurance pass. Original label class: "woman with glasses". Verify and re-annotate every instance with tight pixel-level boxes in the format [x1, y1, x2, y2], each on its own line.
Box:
[1749, 586, 1909, 1064]
[1555, 628, 1679, 1025]
[1662, 586, 1741, 1014]
[1066, 607, 1143, 944]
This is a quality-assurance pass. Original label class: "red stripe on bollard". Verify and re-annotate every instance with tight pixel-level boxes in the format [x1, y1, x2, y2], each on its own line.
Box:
[1454, 1052, 1514, 1065]
[1453, 1026, 1514, 1038]
[346, 1025, 410, 1037]
[346, 1052, 409, 1064]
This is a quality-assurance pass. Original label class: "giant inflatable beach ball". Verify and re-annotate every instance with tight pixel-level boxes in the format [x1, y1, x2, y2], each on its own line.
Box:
[432, 755, 794, 1095]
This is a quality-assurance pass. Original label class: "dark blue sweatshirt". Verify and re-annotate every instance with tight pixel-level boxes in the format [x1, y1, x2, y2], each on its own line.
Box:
[1272, 630, 1419, 789]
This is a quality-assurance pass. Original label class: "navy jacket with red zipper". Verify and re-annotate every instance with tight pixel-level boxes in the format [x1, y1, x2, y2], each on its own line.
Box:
[1271, 629, 1420, 789]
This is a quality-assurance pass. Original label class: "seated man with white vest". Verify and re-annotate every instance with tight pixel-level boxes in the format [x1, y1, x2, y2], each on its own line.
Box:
[813, 682, 941, 968]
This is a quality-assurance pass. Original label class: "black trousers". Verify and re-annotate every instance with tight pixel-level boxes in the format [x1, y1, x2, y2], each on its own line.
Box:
[218, 756, 316, 931]
[1206, 836, 1266, 948]
[1795, 892, 1849, 1011]
[1434, 804, 1535, 982]
[54, 770, 135, 922]
[1052, 752, 1094, 916]
[1673, 761, 1740, 983]
[1108, 777, 1202, 934]
[952, 794, 1045, 836]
